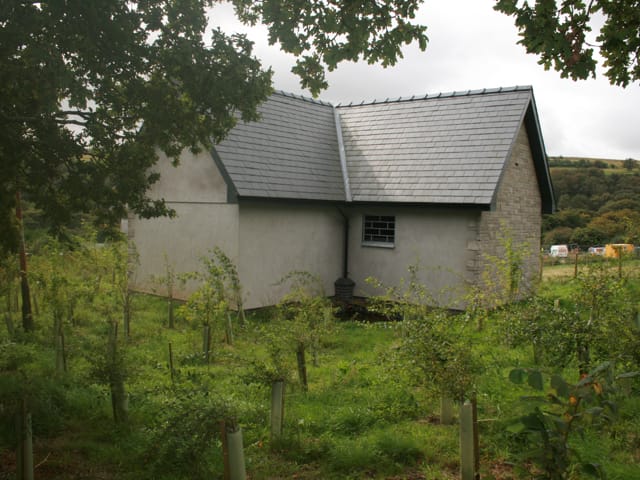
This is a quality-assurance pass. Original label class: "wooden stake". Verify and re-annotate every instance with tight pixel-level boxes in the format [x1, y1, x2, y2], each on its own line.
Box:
[296, 343, 308, 392]
[270, 379, 285, 442]
[168, 342, 175, 384]
[203, 325, 211, 364]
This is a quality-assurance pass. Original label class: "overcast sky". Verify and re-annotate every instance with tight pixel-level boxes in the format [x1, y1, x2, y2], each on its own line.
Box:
[210, 0, 640, 160]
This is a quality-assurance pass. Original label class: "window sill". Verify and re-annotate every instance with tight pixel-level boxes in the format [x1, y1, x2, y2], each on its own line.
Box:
[362, 242, 395, 249]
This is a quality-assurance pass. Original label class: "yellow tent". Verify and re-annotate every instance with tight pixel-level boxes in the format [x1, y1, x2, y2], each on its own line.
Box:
[604, 244, 634, 258]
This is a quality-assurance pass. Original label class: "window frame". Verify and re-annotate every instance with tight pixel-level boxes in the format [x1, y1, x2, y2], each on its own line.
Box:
[361, 214, 396, 248]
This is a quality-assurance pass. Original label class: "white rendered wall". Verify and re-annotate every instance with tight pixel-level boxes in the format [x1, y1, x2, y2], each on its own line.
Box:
[237, 201, 344, 309]
[129, 149, 240, 298]
[347, 206, 481, 308]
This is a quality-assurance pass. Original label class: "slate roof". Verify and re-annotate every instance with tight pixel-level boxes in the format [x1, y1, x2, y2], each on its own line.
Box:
[213, 86, 553, 211]
[214, 93, 344, 201]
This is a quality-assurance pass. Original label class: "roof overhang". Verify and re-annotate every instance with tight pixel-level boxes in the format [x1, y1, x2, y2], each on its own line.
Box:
[524, 96, 556, 214]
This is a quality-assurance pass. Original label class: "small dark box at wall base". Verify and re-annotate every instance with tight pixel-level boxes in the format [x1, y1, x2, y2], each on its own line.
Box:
[334, 277, 355, 301]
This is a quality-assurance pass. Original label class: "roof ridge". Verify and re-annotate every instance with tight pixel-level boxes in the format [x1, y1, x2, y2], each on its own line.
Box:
[273, 89, 334, 107]
[335, 85, 533, 107]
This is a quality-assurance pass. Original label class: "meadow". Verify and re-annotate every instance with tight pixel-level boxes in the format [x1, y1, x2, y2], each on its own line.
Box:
[1, 238, 639, 479]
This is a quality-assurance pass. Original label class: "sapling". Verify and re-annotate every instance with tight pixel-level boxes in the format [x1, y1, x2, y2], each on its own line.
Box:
[30, 239, 72, 373]
[400, 309, 479, 423]
[108, 321, 128, 423]
[86, 239, 133, 424]
[180, 248, 245, 360]
[151, 253, 178, 329]
[211, 247, 246, 326]
[367, 265, 475, 424]
[181, 282, 220, 363]
[87, 320, 130, 424]
[276, 271, 336, 390]
[254, 321, 294, 442]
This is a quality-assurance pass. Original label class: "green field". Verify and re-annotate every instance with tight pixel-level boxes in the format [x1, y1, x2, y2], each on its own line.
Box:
[1, 244, 639, 479]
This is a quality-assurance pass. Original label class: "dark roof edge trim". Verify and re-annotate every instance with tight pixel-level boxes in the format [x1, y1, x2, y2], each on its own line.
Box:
[524, 91, 556, 214]
[210, 146, 239, 204]
[488, 90, 533, 211]
[236, 195, 491, 211]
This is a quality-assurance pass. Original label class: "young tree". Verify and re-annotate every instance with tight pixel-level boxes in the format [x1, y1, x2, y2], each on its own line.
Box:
[495, 0, 640, 86]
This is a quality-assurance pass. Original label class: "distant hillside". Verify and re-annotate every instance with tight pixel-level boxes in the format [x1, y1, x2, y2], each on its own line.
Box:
[548, 156, 639, 173]
[543, 156, 640, 248]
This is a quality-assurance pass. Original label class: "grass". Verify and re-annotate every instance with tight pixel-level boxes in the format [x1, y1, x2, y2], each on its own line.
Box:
[1, 261, 640, 479]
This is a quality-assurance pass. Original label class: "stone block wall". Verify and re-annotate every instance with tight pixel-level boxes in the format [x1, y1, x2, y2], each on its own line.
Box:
[476, 124, 543, 301]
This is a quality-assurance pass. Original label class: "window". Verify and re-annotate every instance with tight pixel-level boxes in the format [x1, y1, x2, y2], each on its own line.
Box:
[362, 215, 395, 247]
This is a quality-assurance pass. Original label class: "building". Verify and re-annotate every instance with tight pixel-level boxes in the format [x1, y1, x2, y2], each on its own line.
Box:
[128, 86, 555, 309]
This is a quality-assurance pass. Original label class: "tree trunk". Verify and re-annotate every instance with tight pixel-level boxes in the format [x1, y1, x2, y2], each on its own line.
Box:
[203, 324, 211, 364]
[237, 307, 246, 327]
[110, 376, 128, 424]
[55, 331, 67, 373]
[167, 295, 175, 329]
[168, 342, 175, 384]
[109, 322, 128, 424]
[123, 291, 132, 339]
[577, 341, 591, 376]
[15, 192, 34, 332]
